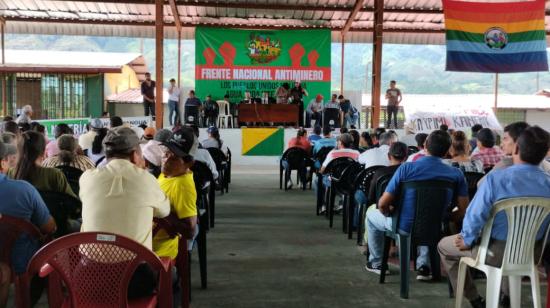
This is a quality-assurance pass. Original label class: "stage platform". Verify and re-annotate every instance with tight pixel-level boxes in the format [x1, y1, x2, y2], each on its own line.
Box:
[197, 127, 407, 166]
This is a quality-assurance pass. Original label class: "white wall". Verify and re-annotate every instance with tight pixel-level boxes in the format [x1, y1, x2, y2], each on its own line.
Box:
[526, 110, 550, 132]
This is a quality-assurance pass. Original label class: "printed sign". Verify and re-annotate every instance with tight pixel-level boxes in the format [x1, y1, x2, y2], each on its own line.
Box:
[404, 102, 502, 133]
[195, 27, 331, 106]
[38, 116, 151, 139]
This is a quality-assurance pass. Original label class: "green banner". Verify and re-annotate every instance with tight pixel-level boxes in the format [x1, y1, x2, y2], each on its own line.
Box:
[195, 27, 331, 106]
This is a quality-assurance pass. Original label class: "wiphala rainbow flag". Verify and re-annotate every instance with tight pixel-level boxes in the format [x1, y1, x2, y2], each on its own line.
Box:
[443, 0, 548, 73]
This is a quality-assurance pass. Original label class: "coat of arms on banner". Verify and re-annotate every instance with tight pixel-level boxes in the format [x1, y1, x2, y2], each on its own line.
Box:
[246, 33, 281, 64]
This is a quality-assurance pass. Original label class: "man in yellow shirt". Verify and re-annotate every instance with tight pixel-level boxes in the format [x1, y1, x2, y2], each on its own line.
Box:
[153, 128, 198, 260]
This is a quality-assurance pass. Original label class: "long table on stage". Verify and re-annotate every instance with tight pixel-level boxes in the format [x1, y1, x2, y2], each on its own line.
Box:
[237, 104, 299, 127]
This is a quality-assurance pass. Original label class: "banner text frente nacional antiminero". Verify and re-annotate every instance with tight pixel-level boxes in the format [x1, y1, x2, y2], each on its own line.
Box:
[195, 27, 331, 105]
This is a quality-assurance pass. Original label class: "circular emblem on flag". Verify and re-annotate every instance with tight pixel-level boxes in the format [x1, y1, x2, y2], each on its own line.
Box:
[484, 27, 508, 50]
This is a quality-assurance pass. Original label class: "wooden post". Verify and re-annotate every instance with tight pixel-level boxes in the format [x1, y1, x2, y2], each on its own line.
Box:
[177, 30, 181, 87]
[1, 18, 6, 117]
[370, 0, 383, 129]
[340, 35, 345, 94]
[155, 0, 164, 129]
[494, 73, 499, 112]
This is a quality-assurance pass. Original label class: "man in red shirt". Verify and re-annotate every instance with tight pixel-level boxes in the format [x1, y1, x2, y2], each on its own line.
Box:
[471, 128, 504, 170]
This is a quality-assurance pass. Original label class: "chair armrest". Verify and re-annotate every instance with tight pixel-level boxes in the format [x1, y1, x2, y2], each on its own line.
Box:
[159, 257, 173, 273]
[39, 263, 55, 278]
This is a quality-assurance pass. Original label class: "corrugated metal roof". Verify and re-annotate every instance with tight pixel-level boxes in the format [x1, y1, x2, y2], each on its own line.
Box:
[2, 0, 549, 44]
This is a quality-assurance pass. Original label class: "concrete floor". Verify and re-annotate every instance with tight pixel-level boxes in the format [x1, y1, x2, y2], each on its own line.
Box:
[10, 167, 547, 307]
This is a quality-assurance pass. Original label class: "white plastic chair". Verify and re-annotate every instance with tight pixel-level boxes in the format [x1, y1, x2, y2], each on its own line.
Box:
[216, 100, 233, 128]
[455, 197, 550, 308]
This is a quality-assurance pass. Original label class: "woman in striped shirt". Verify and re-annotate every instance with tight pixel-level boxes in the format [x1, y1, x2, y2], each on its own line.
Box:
[43, 134, 95, 172]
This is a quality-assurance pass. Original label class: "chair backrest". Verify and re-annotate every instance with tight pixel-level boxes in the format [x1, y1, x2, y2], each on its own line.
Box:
[56, 165, 84, 195]
[373, 171, 396, 205]
[216, 100, 230, 116]
[0, 214, 42, 274]
[355, 165, 385, 194]
[463, 172, 484, 200]
[396, 180, 457, 246]
[325, 157, 356, 182]
[38, 191, 82, 238]
[323, 108, 340, 129]
[206, 147, 227, 171]
[185, 105, 200, 125]
[24, 232, 171, 308]
[313, 146, 335, 167]
[190, 160, 213, 193]
[281, 147, 309, 169]
[477, 198, 550, 269]
[407, 146, 419, 156]
[332, 161, 364, 195]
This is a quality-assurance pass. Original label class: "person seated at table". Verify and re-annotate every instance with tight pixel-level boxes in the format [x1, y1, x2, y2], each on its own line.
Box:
[42, 134, 95, 172]
[443, 131, 483, 173]
[184, 90, 202, 125]
[8, 131, 77, 199]
[406, 133, 428, 162]
[339, 95, 359, 129]
[365, 130, 469, 281]
[202, 95, 219, 127]
[276, 83, 290, 104]
[308, 125, 322, 144]
[79, 127, 171, 300]
[438, 126, 550, 308]
[0, 140, 57, 308]
[201, 126, 229, 156]
[306, 94, 324, 128]
[324, 94, 340, 110]
[358, 131, 398, 168]
[242, 91, 254, 104]
[471, 128, 503, 170]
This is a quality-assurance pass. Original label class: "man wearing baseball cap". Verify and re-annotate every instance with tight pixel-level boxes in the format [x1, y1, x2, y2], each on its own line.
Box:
[0, 140, 56, 306]
[306, 94, 324, 128]
[80, 126, 170, 247]
[79, 118, 104, 154]
[153, 128, 197, 261]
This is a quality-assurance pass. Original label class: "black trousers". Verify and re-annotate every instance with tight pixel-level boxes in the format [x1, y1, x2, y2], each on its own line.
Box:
[386, 105, 398, 128]
[143, 101, 156, 118]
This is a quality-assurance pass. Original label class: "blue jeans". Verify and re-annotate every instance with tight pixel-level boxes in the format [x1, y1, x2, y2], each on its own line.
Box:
[366, 206, 429, 269]
[281, 160, 307, 186]
[313, 174, 331, 194]
[306, 111, 321, 128]
[168, 100, 180, 126]
[354, 190, 368, 227]
[344, 113, 359, 128]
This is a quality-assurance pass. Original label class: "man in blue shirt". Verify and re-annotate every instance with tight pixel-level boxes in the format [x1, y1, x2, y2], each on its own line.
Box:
[308, 125, 322, 144]
[438, 126, 550, 308]
[0, 140, 56, 307]
[365, 130, 469, 281]
[313, 126, 336, 155]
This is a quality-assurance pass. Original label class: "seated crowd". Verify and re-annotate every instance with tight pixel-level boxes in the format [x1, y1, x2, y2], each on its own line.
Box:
[0, 116, 230, 307]
[282, 121, 550, 308]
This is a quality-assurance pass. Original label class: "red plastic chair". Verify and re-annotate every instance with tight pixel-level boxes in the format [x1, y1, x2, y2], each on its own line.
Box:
[153, 217, 190, 308]
[0, 214, 43, 308]
[20, 232, 173, 308]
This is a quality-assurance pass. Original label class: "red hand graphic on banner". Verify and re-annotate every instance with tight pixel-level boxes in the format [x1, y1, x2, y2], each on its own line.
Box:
[289, 43, 305, 67]
[203, 47, 216, 66]
[308, 50, 319, 67]
[219, 42, 236, 66]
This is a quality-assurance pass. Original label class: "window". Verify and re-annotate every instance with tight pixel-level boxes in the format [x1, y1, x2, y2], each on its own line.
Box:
[496, 109, 526, 127]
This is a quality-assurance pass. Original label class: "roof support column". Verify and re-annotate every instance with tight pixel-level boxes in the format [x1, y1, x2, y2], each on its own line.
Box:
[154, 0, 164, 129]
[340, 35, 345, 94]
[370, 0, 383, 129]
[1, 18, 6, 117]
[493, 73, 499, 112]
[177, 31, 181, 87]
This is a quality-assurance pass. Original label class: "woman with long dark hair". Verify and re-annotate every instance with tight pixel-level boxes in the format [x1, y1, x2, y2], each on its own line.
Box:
[88, 127, 108, 166]
[201, 126, 228, 155]
[8, 131, 76, 198]
[43, 134, 95, 171]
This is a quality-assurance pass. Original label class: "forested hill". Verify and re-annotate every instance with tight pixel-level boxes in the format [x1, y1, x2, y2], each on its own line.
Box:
[6, 34, 547, 95]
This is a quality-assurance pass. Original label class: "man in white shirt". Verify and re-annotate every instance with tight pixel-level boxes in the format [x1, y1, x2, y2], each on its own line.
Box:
[306, 94, 324, 128]
[168, 78, 182, 126]
[80, 127, 170, 249]
[79, 118, 104, 154]
[16, 105, 33, 124]
[358, 131, 398, 168]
